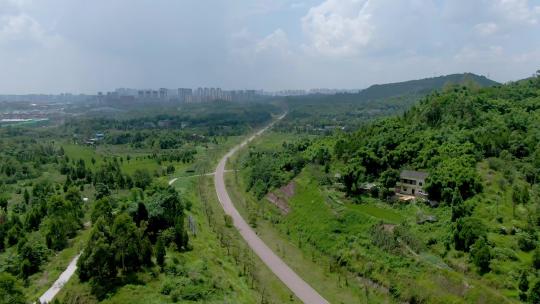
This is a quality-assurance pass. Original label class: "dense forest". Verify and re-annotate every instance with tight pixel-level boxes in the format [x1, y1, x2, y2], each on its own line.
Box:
[336, 75, 539, 202]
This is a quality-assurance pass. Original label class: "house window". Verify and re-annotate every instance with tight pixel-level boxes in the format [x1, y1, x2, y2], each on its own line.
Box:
[419, 182, 423, 186]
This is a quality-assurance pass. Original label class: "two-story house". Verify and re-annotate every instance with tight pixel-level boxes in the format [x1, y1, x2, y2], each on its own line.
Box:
[397, 170, 428, 197]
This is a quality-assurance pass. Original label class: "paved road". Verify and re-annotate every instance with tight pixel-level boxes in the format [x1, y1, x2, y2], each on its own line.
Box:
[214, 114, 329, 304]
[38, 253, 81, 304]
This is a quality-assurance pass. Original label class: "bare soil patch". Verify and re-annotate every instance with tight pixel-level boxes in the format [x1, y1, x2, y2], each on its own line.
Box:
[265, 181, 296, 214]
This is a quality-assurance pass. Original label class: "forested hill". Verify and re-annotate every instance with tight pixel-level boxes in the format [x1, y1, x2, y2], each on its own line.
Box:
[337, 75, 539, 203]
[279, 73, 499, 133]
[356, 73, 499, 101]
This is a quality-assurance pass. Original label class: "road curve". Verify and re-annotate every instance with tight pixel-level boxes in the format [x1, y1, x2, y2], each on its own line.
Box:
[214, 114, 330, 304]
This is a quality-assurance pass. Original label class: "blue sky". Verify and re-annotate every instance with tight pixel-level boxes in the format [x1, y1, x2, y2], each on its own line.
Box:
[1, 0, 539, 93]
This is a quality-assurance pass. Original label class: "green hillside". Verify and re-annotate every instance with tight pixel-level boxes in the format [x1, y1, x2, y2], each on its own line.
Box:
[277, 73, 499, 134]
[357, 73, 499, 101]
[239, 73, 540, 303]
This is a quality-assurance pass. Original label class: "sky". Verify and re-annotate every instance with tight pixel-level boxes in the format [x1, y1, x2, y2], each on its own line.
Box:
[0, 0, 540, 94]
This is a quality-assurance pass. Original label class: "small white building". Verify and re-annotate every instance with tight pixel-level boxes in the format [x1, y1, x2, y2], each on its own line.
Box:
[397, 170, 428, 197]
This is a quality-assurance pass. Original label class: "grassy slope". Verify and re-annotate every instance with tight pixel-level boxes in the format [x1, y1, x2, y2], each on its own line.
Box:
[225, 172, 389, 304]
[226, 132, 391, 303]
[232, 131, 518, 303]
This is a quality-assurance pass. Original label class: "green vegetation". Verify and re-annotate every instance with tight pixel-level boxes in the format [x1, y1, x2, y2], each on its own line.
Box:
[0, 102, 281, 303]
[2, 72, 538, 303]
[0, 272, 26, 304]
[276, 73, 498, 134]
[236, 74, 540, 303]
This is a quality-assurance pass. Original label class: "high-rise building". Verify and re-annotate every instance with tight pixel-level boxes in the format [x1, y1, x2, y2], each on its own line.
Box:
[178, 88, 192, 102]
[159, 88, 168, 99]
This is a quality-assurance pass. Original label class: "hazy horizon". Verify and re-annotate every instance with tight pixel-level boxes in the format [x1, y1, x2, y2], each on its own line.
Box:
[1, 0, 539, 94]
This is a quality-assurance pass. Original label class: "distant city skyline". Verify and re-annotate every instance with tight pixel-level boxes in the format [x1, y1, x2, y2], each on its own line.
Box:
[0, 0, 539, 94]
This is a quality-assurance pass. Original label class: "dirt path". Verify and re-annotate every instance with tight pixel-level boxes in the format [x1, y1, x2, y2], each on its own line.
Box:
[214, 114, 329, 304]
[168, 172, 216, 185]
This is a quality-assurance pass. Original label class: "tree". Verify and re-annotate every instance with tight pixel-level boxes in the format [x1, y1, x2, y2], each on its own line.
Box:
[24, 207, 42, 231]
[532, 249, 540, 270]
[530, 280, 540, 304]
[0, 196, 8, 210]
[17, 235, 48, 279]
[518, 232, 537, 252]
[43, 216, 69, 250]
[174, 216, 189, 251]
[0, 273, 26, 304]
[451, 187, 463, 206]
[513, 183, 530, 205]
[23, 189, 30, 205]
[155, 236, 165, 267]
[425, 158, 482, 203]
[342, 159, 366, 195]
[78, 218, 116, 283]
[454, 217, 487, 252]
[64, 187, 82, 206]
[111, 213, 146, 272]
[379, 169, 399, 189]
[451, 188, 468, 222]
[76, 159, 87, 179]
[146, 187, 185, 238]
[0, 210, 6, 252]
[91, 198, 113, 224]
[519, 271, 529, 302]
[134, 202, 148, 227]
[470, 238, 491, 274]
[133, 169, 152, 190]
[95, 183, 111, 200]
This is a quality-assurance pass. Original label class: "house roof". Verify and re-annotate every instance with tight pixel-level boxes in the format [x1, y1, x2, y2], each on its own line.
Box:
[400, 170, 428, 180]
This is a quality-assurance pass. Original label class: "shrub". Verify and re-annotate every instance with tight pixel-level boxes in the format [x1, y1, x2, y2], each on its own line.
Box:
[224, 215, 233, 228]
[532, 249, 540, 269]
[0, 273, 26, 304]
[517, 232, 537, 252]
[160, 279, 174, 295]
[470, 238, 491, 275]
[370, 224, 400, 252]
[529, 280, 540, 304]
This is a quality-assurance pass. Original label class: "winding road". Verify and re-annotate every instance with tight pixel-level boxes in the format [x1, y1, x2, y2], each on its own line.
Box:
[214, 113, 329, 304]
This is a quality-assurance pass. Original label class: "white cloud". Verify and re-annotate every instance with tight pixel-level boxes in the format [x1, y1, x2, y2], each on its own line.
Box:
[0, 0, 62, 50]
[0, 14, 60, 49]
[492, 0, 539, 24]
[474, 22, 499, 36]
[454, 45, 505, 62]
[0, 0, 539, 93]
[302, 0, 373, 56]
[255, 28, 289, 54]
